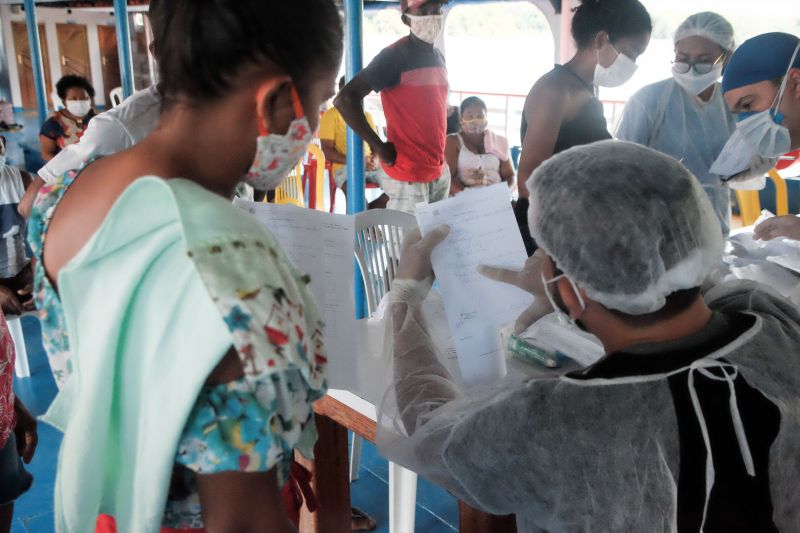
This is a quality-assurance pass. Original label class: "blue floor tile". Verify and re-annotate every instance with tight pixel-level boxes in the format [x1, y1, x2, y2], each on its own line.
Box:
[351, 435, 458, 533]
[19, 511, 55, 533]
[9, 517, 26, 533]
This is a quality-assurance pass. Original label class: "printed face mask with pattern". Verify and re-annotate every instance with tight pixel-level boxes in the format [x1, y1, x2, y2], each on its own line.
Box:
[245, 85, 314, 191]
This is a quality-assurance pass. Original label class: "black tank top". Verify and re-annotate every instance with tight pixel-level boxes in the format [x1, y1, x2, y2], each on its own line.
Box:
[519, 64, 611, 154]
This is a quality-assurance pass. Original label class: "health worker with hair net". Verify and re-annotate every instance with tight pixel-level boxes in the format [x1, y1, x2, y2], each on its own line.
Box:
[720, 32, 800, 244]
[616, 12, 737, 235]
[379, 141, 800, 533]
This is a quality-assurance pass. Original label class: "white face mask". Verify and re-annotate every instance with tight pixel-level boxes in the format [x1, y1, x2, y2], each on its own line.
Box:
[736, 109, 792, 159]
[65, 99, 91, 118]
[0, 155, 6, 168]
[541, 272, 586, 327]
[594, 44, 638, 88]
[672, 64, 722, 97]
[245, 87, 314, 191]
[407, 14, 443, 44]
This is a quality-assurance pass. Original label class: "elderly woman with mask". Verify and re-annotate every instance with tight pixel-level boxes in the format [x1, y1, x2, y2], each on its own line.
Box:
[617, 12, 737, 235]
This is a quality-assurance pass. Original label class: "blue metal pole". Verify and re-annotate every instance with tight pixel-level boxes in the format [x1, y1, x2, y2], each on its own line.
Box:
[113, 0, 135, 99]
[344, 0, 367, 319]
[22, 0, 47, 126]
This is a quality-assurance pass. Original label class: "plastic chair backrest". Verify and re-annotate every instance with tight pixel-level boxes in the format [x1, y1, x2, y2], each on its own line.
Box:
[735, 168, 789, 226]
[109, 87, 124, 108]
[273, 161, 305, 207]
[354, 209, 417, 314]
[304, 144, 327, 211]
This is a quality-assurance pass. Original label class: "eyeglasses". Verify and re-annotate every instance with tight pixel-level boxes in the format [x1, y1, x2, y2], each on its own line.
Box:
[672, 53, 725, 75]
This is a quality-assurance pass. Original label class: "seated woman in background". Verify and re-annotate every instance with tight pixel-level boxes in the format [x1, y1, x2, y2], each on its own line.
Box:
[445, 96, 514, 195]
[39, 74, 96, 162]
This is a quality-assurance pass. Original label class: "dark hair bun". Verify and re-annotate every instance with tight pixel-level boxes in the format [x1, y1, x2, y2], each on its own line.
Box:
[571, 0, 652, 49]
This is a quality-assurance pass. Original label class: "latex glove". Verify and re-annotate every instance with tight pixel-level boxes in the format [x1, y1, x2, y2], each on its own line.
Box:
[754, 215, 800, 241]
[726, 155, 777, 191]
[396, 225, 451, 282]
[478, 249, 553, 334]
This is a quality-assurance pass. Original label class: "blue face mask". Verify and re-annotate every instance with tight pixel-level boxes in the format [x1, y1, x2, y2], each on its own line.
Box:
[737, 109, 784, 124]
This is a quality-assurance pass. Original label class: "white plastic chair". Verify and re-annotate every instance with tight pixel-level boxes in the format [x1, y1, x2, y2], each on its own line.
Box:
[109, 87, 124, 108]
[353, 209, 419, 533]
[9, 316, 29, 378]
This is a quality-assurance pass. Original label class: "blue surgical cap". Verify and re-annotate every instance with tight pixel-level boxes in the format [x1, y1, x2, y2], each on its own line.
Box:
[722, 32, 800, 93]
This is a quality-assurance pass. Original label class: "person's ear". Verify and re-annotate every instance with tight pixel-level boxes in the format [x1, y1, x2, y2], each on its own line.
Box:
[594, 31, 610, 51]
[255, 76, 292, 136]
[789, 68, 800, 100]
[555, 277, 587, 319]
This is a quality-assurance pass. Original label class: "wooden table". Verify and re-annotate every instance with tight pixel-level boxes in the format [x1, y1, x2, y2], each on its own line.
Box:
[298, 392, 517, 533]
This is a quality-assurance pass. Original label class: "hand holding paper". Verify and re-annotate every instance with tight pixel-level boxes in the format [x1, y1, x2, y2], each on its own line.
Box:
[415, 183, 531, 386]
[479, 249, 554, 334]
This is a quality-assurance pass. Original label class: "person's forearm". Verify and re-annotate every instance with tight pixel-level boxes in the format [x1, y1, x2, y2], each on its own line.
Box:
[517, 155, 548, 198]
[334, 94, 384, 151]
[19, 176, 45, 219]
[391, 300, 458, 434]
[321, 146, 347, 166]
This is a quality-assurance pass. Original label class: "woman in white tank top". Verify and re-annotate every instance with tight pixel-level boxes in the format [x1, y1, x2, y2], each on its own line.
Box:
[445, 96, 515, 195]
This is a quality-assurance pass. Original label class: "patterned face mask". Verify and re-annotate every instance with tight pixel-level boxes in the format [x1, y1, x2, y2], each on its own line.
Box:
[461, 117, 488, 135]
[407, 14, 443, 44]
[245, 85, 314, 191]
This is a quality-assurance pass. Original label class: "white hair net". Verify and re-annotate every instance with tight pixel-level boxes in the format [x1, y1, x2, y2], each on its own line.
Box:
[527, 140, 724, 315]
[674, 11, 735, 51]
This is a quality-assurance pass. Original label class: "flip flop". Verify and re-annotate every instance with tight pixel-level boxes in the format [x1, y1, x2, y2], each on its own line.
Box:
[351, 506, 377, 531]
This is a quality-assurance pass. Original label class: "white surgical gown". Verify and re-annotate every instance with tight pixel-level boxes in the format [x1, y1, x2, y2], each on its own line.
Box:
[616, 79, 737, 235]
[377, 280, 800, 532]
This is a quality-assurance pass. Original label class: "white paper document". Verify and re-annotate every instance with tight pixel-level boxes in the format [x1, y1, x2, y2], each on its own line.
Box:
[234, 200, 358, 390]
[415, 183, 531, 386]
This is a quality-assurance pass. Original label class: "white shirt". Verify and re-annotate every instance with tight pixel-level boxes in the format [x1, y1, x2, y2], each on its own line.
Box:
[38, 85, 161, 183]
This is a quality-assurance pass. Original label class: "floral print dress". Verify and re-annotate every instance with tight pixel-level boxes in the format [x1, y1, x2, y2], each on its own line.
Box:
[29, 166, 327, 529]
[0, 311, 16, 450]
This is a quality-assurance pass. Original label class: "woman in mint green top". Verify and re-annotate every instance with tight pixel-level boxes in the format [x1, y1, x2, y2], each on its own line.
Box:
[27, 1, 343, 531]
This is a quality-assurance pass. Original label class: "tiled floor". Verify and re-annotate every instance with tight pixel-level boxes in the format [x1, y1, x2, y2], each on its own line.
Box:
[10, 316, 458, 533]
